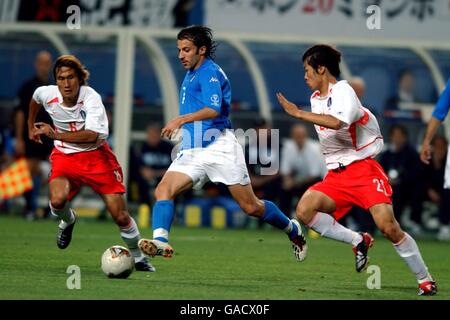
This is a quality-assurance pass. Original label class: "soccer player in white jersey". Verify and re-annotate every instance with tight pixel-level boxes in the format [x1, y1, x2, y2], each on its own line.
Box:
[276, 44, 436, 296]
[138, 25, 307, 263]
[28, 55, 155, 272]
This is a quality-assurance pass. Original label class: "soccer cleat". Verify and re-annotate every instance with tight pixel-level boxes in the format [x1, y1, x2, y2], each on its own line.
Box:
[418, 276, 437, 296]
[135, 258, 156, 272]
[289, 219, 308, 262]
[56, 211, 77, 249]
[138, 239, 173, 258]
[352, 232, 374, 272]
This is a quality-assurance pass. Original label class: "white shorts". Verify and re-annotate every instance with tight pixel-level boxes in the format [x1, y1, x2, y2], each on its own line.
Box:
[168, 130, 251, 190]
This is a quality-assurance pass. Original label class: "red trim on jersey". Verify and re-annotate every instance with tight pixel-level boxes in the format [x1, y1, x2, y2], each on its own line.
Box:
[355, 136, 383, 152]
[47, 97, 59, 104]
[311, 91, 321, 99]
[348, 108, 371, 149]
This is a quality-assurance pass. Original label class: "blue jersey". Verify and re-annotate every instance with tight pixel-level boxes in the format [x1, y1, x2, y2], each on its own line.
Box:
[179, 58, 232, 150]
[432, 79, 450, 121]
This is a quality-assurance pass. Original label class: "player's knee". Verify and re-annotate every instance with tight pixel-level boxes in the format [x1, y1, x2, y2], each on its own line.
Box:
[50, 194, 67, 210]
[154, 184, 173, 201]
[380, 221, 403, 242]
[113, 211, 130, 227]
[295, 202, 313, 225]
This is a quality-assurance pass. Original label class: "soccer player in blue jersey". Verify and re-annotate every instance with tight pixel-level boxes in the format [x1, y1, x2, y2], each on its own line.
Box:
[420, 78, 450, 241]
[138, 25, 306, 263]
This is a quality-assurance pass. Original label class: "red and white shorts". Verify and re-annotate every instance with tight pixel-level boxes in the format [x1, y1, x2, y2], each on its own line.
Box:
[309, 158, 392, 221]
[48, 143, 125, 200]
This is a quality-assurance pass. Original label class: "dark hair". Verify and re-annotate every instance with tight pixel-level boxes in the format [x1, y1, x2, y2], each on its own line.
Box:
[177, 25, 217, 59]
[53, 55, 90, 85]
[389, 124, 408, 137]
[302, 44, 341, 78]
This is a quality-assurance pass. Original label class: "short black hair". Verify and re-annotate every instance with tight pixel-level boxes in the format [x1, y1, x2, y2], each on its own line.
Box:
[302, 44, 341, 78]
[177, 25, 217, 59]
[389, 124, 408, 138]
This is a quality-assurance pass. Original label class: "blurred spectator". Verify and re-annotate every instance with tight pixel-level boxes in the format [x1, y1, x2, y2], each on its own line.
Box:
[378, 124, 424, 235]
[244, 118, 282, 214]
[385, 70, 420, 110]
[172, 0, 196, 27]
[422, 136, 450, 240]
[348, 77, 366, 102]
[279, 124, 326, 216]
[132, 123, 174, 206]
[14, 51, 53, 220]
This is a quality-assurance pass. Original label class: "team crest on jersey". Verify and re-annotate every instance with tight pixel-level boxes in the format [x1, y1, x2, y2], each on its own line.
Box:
[211, 94, 220, 107]
[327, 97, 332, 109]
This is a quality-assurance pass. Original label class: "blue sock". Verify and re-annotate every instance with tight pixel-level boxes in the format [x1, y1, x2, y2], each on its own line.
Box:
[152, 200, 175, 243]
[260, 200, 298, 239]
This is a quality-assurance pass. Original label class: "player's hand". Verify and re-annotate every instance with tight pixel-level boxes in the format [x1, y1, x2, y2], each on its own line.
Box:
[420, 143, 431, 165]
[28, 125, 43, 144]
[34, 122, 57, 140]
[161, 118, 183, 139]
[277, 92, 300, 118]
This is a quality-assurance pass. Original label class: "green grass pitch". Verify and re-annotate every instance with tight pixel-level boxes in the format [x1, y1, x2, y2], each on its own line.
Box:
[0, 215, 448, 300]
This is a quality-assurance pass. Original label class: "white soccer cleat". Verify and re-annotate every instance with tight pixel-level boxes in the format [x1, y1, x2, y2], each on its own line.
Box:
[290, 219, 308, 262]
[138, 238, 173, 258]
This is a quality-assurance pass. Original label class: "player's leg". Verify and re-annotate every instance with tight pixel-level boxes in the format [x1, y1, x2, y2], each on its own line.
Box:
[101, 193, 155, 272]
[297, 189, 371, 271]
[139, 171, 193, 258]
[297, 190, 363, 245]
[228, 183, 308, 261]
[369, 203, 437, 295]
[49, 176, 77, 249]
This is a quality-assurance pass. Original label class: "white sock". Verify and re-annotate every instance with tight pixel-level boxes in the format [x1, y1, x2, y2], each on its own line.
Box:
[393, 233, 430, 282]
[119, 217, 145, 262]
[49, 201, 75, 229]
[307, 212, 362, 246]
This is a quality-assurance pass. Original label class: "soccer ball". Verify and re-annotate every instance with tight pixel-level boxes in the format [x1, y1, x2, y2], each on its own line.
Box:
[101, 245, 134, 279]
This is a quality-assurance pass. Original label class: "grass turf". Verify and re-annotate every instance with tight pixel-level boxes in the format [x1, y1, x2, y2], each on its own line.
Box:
[0, 215, 448, 300]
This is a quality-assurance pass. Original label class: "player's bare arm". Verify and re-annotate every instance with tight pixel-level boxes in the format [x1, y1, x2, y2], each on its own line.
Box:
[420, 117, 442, 165]
[34, 122, 99, 143]
[161, 107, 219, 139]
[276, 92, 342, 130]
[27, 98, 43, 144]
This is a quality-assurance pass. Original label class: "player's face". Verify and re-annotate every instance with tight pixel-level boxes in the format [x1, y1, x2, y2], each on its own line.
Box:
[303, 62, 321, 91]
[56, 66, 80, 101]
[177, 39, 206, 70]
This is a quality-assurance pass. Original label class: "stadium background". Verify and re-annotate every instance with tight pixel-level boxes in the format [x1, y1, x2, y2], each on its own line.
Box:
[0, 0, 450, 300]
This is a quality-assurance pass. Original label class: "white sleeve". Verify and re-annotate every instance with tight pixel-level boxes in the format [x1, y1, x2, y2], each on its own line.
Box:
[329, 85, 360, 125]
[84, 92, 109, 140]
[32, 86, 47, 105]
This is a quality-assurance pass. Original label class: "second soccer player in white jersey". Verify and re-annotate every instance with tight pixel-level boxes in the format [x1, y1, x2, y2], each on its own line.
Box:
[277, 44, 436, 296]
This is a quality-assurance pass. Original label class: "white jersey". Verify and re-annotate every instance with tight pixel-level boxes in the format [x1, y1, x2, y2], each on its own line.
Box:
[32, 85, 108, 154]
[310, 80, 384, 170]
